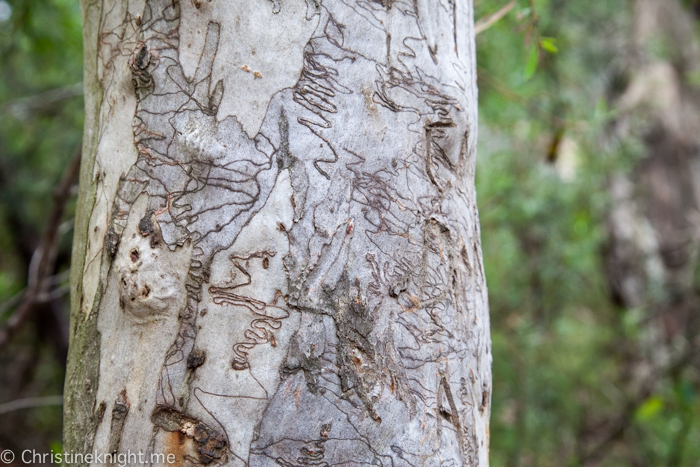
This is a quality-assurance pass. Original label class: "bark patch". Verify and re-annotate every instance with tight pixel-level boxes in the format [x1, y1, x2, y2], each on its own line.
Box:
[152, 407, 227, 464]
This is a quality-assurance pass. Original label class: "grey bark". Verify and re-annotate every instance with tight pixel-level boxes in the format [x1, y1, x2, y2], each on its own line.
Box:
[64, 0, 491, 466]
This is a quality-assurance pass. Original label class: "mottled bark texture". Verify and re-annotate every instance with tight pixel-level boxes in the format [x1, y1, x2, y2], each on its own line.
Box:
[64, 0, 491, 465]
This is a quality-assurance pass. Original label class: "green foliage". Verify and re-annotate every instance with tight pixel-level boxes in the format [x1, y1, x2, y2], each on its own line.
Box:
[0, 0, 82, 297]
[0, 0, 82, 455]
[476, 0, 700, 465]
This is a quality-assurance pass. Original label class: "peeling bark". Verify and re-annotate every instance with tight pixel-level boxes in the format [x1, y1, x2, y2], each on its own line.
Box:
[66, 0, 491, 466]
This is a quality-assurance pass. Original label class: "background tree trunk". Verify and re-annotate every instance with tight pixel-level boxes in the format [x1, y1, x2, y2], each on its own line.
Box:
[585, 0, 700, 461]
[64, 0, 491, 465]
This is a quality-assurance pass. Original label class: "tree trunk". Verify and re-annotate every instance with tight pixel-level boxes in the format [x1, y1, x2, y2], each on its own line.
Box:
[64, 0, 491, 465]
[605, 0, 700, 385]
[583, 0, 700, 461]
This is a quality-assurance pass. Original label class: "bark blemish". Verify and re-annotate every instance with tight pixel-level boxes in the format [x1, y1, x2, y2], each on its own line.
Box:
[186, 348, 206, 370]
[114, 198, 192, 323]
[129, 42, 154, 100]
[331, 277, 382, 422]
[152, 407, 227, 464]
[105, 227, 120, 258]
[137, 211, 154, 236]
[108, 389, 129, 454]
[96, 400, 107, 425]
[281, 338, 322, 394]
[163, 430, 188, 466]
[439, 374, 468, 461]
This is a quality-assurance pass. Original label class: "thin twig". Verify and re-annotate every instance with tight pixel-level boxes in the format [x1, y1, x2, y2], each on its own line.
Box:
[475, 1, 517, 36]
[0, 290, 24, 318]
[0, 395, 64, 415]
[0, 149, 81, 352]
[0, 270, 71, 319]
[0, 83, 83, 121]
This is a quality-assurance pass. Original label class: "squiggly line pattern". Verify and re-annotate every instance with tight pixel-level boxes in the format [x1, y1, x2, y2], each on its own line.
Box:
[99, 0, 490, 465]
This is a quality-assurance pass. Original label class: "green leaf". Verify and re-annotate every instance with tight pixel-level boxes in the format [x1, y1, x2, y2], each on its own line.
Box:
[636, 396, 664, 421]
[524, 45, 539, 79]
[540, 37, 559, 54]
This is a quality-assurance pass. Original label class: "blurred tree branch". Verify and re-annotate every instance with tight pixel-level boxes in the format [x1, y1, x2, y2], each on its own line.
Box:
[475, 1, 517, 36]
[0, 82, 83, 121]
[0, 270, 70, 319]
[0, 395, 63, 415]
[0, 149, 81, 352]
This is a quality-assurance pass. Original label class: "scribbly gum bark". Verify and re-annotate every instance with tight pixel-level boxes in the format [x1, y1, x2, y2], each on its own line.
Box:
[66, 0, 491, 465]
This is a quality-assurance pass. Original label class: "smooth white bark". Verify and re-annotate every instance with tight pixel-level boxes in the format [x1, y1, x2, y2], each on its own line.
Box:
[66, 1, 491, 465]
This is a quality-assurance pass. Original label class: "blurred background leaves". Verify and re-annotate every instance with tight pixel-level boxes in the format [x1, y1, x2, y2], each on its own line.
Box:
[0, 0, 699, 465]
[0, 0, 82, 457]
[476, 0, 700, 465]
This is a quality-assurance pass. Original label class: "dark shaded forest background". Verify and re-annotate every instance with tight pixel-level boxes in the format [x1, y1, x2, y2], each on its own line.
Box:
[0, 0, 699, 465]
